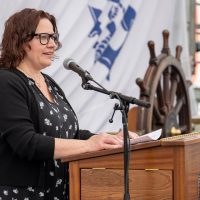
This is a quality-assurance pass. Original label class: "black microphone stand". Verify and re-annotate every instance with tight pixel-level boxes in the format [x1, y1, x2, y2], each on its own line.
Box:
[82, 82, 150, 200]
[109, 93, 131, 200]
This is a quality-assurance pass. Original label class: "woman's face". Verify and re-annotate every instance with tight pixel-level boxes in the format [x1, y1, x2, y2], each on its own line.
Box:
[23, 18, 57, 70]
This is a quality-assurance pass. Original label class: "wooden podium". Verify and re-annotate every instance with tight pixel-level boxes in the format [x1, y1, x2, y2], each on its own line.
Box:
[62, 134, 200, 200]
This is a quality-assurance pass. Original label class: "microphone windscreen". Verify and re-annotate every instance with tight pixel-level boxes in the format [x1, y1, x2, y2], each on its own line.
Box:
[63, 58, 74, 70]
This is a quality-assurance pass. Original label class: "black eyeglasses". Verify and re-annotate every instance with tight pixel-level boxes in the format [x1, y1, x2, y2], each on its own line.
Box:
[33, 33, 59, 45]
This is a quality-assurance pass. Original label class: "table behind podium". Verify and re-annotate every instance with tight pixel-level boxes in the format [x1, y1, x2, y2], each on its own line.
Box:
[62, 133, 200, 200]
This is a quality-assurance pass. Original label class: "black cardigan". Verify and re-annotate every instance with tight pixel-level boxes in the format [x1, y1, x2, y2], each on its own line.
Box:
[0, 69, 93, 187]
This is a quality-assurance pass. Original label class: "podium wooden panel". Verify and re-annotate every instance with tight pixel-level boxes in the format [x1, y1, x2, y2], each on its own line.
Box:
[62, 134, 200, 200]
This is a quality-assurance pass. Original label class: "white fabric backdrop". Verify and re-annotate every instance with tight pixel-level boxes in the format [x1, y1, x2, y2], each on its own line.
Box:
[0, 0, 195, 132]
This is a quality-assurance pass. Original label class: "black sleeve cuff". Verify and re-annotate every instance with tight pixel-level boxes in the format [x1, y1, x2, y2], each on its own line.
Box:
[35, 135, 55, 160]
[76, 130, 95, 140]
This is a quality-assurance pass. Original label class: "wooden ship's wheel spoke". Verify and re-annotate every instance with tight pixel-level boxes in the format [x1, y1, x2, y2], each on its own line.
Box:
[163, 67, 171, 111]
[169, 74, 179, 108]
[153, 99, 165, 124]
[156, 80, 166, 114]
[135, 30, 191, 138]
[173, 96, 184, 115]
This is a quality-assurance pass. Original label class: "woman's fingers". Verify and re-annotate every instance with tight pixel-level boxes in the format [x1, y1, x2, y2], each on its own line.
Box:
[116, 130, 139, 139]
[128, 131, 139, 139]
[104, 134, 123, 145]
[87, 133, 123, 151]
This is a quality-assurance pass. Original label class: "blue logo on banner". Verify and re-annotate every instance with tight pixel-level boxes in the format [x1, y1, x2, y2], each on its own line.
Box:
[88, 0, 136, 80]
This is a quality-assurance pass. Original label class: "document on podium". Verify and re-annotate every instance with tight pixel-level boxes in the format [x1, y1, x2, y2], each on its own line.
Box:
[130, 129, 162, 145]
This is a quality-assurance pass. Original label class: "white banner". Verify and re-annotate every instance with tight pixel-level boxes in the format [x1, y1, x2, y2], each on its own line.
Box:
[0, 0, 194, 132]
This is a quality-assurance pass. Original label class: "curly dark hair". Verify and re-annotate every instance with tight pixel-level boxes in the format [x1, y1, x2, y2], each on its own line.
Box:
[0, 8, 62, 69]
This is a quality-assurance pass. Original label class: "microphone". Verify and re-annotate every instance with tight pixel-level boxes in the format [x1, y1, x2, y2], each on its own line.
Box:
[63, 58, 93, 82]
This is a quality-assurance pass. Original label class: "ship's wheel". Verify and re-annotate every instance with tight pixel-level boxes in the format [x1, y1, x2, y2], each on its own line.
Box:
[135, 30, 192, 138]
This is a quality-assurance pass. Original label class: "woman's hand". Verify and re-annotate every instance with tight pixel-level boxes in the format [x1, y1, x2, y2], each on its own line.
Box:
[86, 130, 139, 152]
[86, 133, 123, 152]
[85, 130, 139, 153]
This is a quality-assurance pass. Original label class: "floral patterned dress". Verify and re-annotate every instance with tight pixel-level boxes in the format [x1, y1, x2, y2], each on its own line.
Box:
[0, 75, 78, 200]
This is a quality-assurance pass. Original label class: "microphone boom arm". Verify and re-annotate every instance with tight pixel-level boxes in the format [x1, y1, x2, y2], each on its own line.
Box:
[82, 82, 150, 108]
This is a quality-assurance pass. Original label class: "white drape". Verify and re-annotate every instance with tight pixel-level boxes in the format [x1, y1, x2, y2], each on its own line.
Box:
[0, 0, 195, 132]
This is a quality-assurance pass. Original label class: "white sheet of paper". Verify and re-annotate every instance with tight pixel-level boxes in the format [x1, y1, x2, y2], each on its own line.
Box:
[130, 129, 162, 145]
